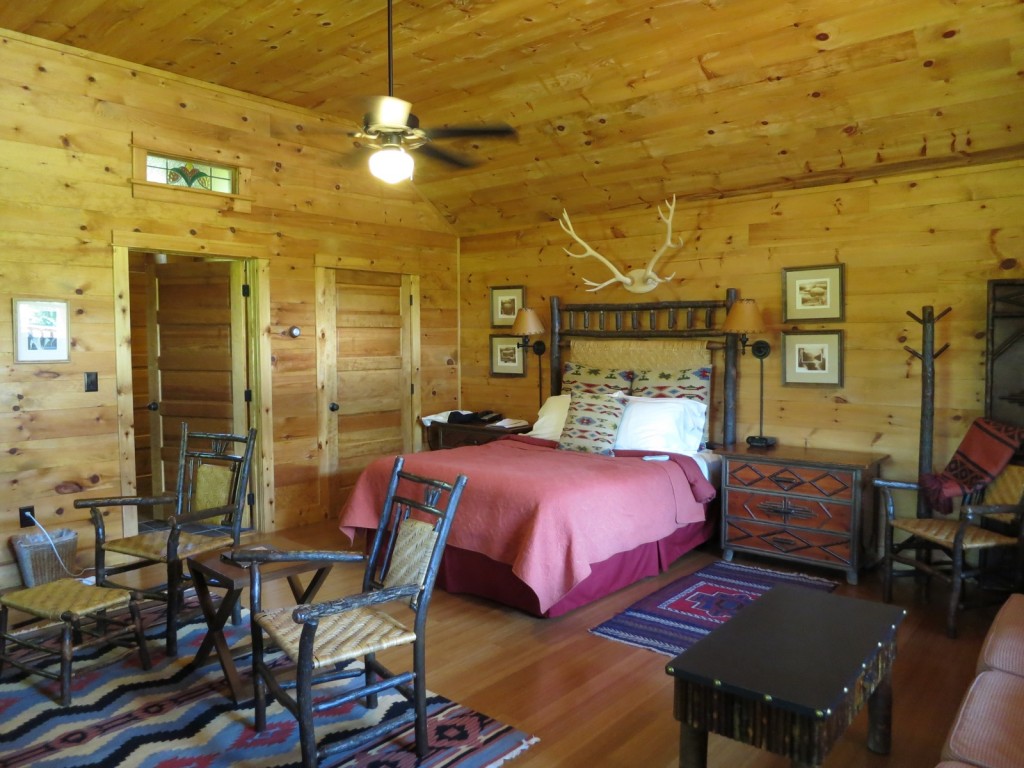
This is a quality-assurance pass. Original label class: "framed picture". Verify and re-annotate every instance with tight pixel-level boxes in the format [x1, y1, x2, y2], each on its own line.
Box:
[13, 298, 71, 363]
[782, 330, 843, 387]
[490, 285, 525, 327]
[783, 264, 845, 322]
[490, 334, 526, 377]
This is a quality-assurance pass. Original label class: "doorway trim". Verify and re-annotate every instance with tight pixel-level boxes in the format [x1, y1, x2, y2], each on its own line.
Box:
[111, 232, 274, 535]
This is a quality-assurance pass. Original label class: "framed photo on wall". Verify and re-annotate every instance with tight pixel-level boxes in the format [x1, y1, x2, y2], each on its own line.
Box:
[13, 298, 70, 363]
[490, 285, 525, 327]
[782, 330, 844, 387]
[783, 264, 845, 322]
[489, 334, 526, 377]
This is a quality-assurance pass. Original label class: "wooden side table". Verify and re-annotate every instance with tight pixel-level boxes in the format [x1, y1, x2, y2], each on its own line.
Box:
[719, 444, 888, 584]
[425, 421, 530, 450]
[187, 546, 335, 702]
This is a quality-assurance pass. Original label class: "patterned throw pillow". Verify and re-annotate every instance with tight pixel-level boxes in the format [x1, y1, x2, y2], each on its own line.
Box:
[561, 362, 634, 395]
[557, 392, 627, 455]
[631, 366, 712, 402]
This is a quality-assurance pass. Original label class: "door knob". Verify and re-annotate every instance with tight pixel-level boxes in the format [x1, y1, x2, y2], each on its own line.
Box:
[329, 402, 340, 412]
[146, 401, 159, 411]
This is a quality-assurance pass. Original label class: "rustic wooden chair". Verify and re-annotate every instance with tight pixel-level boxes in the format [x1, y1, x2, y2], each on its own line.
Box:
[0, 578, 151, 705]
[875, 422, 1024, 638]
[235, 456, 467, 767]
[74, 423, 257, 655]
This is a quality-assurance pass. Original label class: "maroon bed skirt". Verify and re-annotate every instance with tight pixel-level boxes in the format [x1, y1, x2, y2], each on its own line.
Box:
[435, 517, 717, 618]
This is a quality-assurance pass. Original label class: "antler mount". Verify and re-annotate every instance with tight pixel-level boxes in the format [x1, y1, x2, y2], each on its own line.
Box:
[559, 197, 684, 294]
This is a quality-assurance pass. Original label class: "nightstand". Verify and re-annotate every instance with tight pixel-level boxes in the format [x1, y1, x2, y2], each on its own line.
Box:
[425, 421, 531, 450]
[719, 444, 888, 584]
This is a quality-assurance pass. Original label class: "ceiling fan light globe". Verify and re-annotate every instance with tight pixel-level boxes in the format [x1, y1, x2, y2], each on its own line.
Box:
[369, 146, 414, 183]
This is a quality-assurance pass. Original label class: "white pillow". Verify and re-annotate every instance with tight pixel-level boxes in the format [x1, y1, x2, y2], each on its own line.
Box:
[527, 394, 571, 441]
[613, 396, 707, 453]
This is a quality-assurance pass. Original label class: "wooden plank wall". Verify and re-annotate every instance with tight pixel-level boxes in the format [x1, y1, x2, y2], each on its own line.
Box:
[0, 32, 458, 588]
[460, 161, 1024, 487]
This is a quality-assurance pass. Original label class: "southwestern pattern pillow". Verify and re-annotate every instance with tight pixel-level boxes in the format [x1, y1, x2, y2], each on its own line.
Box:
[557, 392, 626, 455]
[630, 366, 712, 402]
[561, 362, 634, 395]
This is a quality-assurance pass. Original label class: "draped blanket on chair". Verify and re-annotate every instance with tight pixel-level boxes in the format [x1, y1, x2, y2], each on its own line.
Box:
[921, 418, 1024, 514]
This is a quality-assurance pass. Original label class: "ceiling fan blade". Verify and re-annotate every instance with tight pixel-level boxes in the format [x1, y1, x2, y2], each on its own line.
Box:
[416, 142, 479, 168]
[423, 124, 517, 140]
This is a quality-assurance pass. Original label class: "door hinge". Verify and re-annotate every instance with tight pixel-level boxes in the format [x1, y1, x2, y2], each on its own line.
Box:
[244, 389, 252, 403]
[410, 383, 415, 395]
[409, 294, 414, 306]
[247, 491, 255, 507]
[241, 283, 250, 298]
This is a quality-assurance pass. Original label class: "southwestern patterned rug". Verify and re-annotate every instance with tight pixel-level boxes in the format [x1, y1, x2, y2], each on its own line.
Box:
[0, 614, 536, 767]
[590, 560, 837, 656]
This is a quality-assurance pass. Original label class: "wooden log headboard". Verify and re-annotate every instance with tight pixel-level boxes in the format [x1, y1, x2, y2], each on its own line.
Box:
[549, 289, 739, 447]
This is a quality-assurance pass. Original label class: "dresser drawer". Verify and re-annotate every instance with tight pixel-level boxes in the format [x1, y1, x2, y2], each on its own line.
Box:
[725, 460, 856, 502]
[724, 491, 852, 533]
[723, 519, 852, 567]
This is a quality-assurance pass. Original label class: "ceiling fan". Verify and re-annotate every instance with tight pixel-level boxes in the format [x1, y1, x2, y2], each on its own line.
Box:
[349, 0, 517, 183]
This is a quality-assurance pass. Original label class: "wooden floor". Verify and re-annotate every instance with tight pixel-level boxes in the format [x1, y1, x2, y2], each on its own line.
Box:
[248, 520, 1002, 768]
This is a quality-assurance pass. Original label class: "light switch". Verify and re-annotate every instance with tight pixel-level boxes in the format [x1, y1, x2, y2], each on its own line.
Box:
[84, 372, 98, 392]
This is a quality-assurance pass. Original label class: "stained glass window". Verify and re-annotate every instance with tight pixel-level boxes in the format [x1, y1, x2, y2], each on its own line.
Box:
[145, 152, 236, 194]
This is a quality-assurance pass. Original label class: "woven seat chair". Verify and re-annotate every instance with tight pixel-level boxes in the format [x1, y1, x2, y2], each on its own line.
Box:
[74, 423, 256, 655]
[0, 578, 151, 705]
[234, 456, 467, 767]
[875, 422, 1024, 638]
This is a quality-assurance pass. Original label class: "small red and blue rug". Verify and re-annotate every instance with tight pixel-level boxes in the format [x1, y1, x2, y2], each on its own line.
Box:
[0, 613, 536, 767]
[590, 560, 837, 656]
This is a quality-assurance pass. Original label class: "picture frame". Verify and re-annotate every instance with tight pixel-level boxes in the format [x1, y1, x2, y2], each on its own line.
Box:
[782, 330, 844, 387]
[489, 334, 526, 377]
[783, 264, 845, 322]
[13, 298, 71, 363]
[490, 285, 525, 327]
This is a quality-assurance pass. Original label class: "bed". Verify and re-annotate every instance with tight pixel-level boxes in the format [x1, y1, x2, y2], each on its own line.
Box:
[339, 292, 741, 617]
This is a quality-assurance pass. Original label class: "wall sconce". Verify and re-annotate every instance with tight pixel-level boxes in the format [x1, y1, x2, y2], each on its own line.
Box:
[511, 308, 547, 408]
[720, 298, 764, 354]
[721, 299, 776, 448]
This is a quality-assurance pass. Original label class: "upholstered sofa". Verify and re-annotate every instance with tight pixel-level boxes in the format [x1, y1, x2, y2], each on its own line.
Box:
[937, 593, 1024, 768]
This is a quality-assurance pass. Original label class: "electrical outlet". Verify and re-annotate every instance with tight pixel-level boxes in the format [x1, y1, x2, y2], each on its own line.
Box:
[19, 506, 35, 528]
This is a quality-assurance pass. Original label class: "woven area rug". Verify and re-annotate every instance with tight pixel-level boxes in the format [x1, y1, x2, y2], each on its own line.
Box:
[590, 560, 837, 656]
[0, 612, 536, 767]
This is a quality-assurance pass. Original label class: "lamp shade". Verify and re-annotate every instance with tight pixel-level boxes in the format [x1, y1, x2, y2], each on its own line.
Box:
[721, 298, 765, 335]
[511, 308, 545, 336]
[368, 145, 414, 183]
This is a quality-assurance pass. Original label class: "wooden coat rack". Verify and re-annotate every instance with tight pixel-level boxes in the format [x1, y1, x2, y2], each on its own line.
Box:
[904, 305, 952, 517]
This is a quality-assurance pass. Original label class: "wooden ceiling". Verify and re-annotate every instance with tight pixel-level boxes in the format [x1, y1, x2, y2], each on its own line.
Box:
[2, 0, 1022, 235]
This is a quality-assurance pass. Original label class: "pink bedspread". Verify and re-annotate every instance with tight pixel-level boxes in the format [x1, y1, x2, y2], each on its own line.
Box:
[339, 436, 714, 615]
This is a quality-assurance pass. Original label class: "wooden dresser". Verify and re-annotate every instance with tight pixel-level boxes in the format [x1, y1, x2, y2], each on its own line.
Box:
[425, 421, 531, 451]
[719, 444, 888, 584]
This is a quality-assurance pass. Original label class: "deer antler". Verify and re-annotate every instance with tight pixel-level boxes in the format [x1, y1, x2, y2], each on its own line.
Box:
[559, 210, 635, 291]
[559, 198, 684, 294]
[644, 196, 682, 285]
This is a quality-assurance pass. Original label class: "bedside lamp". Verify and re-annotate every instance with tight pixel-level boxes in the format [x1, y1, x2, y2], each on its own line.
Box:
[721, 299, 776, 448]
[512, 308, 547, 408]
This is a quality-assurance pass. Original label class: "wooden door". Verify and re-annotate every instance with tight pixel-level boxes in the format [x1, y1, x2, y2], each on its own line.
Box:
[321, 268, 418, 514]
[132, 254, 250, 505]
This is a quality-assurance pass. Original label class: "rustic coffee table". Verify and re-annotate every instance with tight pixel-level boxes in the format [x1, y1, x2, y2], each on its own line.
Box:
[188, 546, 335, 702]
[665, 585, 905, 767]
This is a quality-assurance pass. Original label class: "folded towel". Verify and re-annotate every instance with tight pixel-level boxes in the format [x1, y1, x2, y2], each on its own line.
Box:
[921, 418, 1024, 514]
